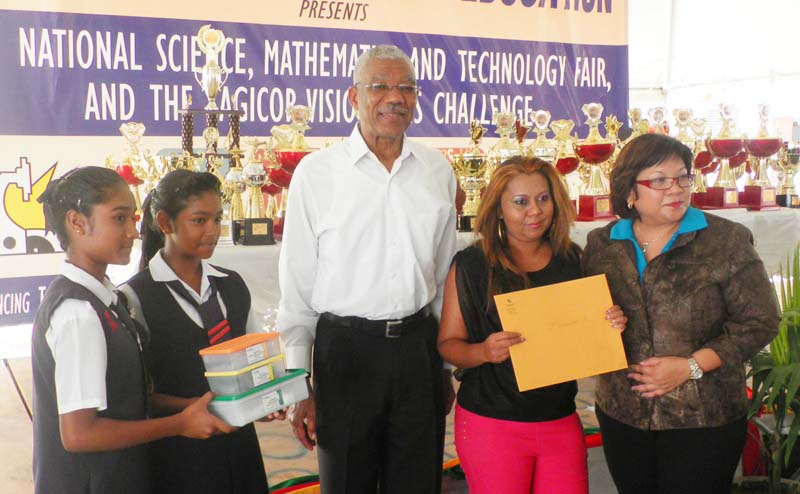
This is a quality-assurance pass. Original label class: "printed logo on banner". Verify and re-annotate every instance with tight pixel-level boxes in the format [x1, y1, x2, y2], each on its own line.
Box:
[1, 157, 60, 256]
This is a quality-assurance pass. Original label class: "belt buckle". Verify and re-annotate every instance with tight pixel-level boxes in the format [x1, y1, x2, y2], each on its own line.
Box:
[385, 320, 402, 338]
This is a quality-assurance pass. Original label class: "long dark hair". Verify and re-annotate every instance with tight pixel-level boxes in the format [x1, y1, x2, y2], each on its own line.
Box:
[139, 169, 221, 271]
[37, 166, 127, 250]
[474, 156, 580, 297]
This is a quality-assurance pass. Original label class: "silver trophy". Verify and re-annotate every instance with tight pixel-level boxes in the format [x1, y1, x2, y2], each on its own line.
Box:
[194, 25, 229, 110]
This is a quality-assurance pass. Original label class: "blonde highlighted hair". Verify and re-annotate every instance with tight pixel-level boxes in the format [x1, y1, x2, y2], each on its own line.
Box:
[474, 156, 580, 296]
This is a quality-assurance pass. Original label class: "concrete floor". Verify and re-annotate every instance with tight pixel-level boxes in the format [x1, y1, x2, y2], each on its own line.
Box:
[1, 357, 618, 493]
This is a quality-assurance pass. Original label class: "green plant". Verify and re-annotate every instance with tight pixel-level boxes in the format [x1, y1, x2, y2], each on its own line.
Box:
[750, 242, 800, 494]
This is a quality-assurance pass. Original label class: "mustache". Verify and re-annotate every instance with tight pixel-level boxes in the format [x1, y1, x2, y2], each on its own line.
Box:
[379, 104, 409, 115]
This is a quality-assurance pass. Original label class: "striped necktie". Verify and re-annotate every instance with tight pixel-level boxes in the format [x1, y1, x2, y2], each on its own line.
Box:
[165, 278, 232, 345]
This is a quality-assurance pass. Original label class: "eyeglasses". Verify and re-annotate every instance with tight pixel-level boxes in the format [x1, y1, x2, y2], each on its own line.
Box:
[356, 83, 420, 97]
[635, 174, 694, 190]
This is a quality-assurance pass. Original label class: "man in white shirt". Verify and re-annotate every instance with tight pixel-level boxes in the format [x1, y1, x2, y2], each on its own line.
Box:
[277, 45, 457, 494]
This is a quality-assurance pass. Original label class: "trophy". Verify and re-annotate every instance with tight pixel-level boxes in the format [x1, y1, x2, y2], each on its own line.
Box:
[194, 25, 229, 110]
[673, 109, 694, 146]
[272, 105, 314, 237]
[486, 111, 522, 184]
[450, 120, 488, 232]
[116, 122, 147, 213]
[689, 118, 713, 207]
[741, 104, 781, 210]
[705, 103, 743, 208]
[550, 119, 580, 207]
[776, 144, 800, 207]
[649, 107, 668, 134]
[526, 110, 557, 162]
[625, 108, 649, 144]
[219, 145, 247, 246]
[574, 103, 617, 221]
[240, 159, 274, 245]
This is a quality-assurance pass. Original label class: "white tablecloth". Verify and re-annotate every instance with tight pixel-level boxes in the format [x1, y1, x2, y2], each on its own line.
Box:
[210, 208, 800, 319]
[1, 208, 799, 358]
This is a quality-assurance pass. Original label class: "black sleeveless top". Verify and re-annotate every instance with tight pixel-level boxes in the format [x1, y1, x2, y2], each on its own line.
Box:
[454, 245, 580, 422]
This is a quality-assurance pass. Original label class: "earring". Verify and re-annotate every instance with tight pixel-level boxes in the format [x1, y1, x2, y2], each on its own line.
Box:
[497, 220, 506, 244]
[627, 199, 634, 209]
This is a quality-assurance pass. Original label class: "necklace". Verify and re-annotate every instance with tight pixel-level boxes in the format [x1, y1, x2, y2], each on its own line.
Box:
[634, 222, 678, 254]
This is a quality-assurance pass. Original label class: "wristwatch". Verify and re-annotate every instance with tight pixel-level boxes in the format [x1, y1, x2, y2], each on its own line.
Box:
[688, 357, 704, 380]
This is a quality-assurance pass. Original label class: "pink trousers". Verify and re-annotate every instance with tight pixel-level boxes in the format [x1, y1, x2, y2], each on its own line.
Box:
[454, 404, 588, 494]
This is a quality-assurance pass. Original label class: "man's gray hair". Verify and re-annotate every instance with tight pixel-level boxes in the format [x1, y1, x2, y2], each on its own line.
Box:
[352, 45, 415, 85]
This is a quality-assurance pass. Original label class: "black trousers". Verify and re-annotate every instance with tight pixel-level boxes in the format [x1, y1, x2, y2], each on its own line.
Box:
[596, 406, 747, 494]
[313, 313, 445, 494]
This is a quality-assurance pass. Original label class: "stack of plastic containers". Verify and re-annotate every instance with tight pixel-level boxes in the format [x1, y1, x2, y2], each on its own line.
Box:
[199, 333, 308, 426]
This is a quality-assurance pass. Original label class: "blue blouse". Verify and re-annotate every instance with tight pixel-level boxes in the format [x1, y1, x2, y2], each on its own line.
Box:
[609, 206, 708, 279]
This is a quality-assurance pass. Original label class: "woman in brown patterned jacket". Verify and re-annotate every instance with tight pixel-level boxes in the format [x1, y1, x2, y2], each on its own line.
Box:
[582, 133, 780, 494]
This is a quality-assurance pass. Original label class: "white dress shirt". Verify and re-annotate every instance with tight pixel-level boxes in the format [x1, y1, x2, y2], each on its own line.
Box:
[277, 126, 457, 371]
[119, 250, 261, 335]
[46, 262, 119, 414]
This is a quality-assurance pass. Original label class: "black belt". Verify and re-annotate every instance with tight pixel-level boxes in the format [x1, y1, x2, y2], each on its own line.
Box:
[320, 309, 429, 338]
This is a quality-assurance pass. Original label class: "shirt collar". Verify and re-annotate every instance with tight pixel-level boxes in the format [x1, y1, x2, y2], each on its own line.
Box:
[149, 250, 228, 296]
[610, 206, 708, 241]
[347, 125, 414, 169]
[60, 262, 117, 307]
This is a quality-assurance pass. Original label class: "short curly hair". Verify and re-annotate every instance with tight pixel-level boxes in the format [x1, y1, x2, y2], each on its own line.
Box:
[610, 133, 693, 219]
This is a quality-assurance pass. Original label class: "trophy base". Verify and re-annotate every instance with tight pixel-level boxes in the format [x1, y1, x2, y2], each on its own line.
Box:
[691, 192, 707, 208]
[777, 194, 800, 208]
[576, 195, 614, 222]
[739, 186, 779, 211]
[241, 218, 275, 245]
[458, 215, 476, 232]
[699, 187, 740, 209]
[218, 219, 237, 247]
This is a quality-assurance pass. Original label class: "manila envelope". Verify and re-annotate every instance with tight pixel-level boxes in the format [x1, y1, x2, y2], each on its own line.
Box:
[493, 274, 628, 392]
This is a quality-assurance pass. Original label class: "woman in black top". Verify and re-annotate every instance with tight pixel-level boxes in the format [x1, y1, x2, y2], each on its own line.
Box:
[438, 157, 626, 494]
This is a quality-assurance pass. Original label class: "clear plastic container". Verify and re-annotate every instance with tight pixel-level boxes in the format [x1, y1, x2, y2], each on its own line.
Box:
[199, 332, 281, 372]
[205, 354, 286, 396]
[209, 369, 308, 427]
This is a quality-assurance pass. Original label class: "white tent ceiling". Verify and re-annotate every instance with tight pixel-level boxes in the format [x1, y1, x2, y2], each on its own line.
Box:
[628, 0, 800, 138]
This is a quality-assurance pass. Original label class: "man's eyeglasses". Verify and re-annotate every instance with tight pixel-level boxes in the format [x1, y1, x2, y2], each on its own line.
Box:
[357, 83, 420, 97]
[636, 174, 694, 190]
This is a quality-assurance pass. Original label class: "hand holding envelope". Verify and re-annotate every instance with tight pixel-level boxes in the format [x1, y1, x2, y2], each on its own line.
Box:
[494, 274, 628, 392]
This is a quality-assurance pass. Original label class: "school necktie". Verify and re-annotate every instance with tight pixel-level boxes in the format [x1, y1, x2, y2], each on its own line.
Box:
[165, 278, 232, 345]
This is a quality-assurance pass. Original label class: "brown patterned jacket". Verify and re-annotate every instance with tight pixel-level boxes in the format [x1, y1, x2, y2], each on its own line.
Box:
[582, 212, 779, 430]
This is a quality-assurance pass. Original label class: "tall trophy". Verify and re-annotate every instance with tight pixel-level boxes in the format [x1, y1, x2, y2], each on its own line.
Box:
[194, 25, 229, 110]
[776, 144, 800, 207]
[220, 145, 247, 245]
[450, 120, 488, 232]
[741, 104, 781, 210]
[272, 105, 314, 237]
[689, 117, 713, 207]
[625, 108, 649, 144]
[486, 111, 522, 184]
[649, 107, 668, 134]
[527, 110, 557, 162]
[705, 103, 743, 208]
[574, 103, 616, 221]
[240, 159, 275, 245]
[550, 119, 580, 208]
[116, 122, 147, 213]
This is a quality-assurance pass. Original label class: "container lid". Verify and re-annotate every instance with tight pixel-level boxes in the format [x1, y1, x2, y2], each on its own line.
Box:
[212, 368, 307, 402]
[204, 353, 285, 377]
[199, 332, 279, 356]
